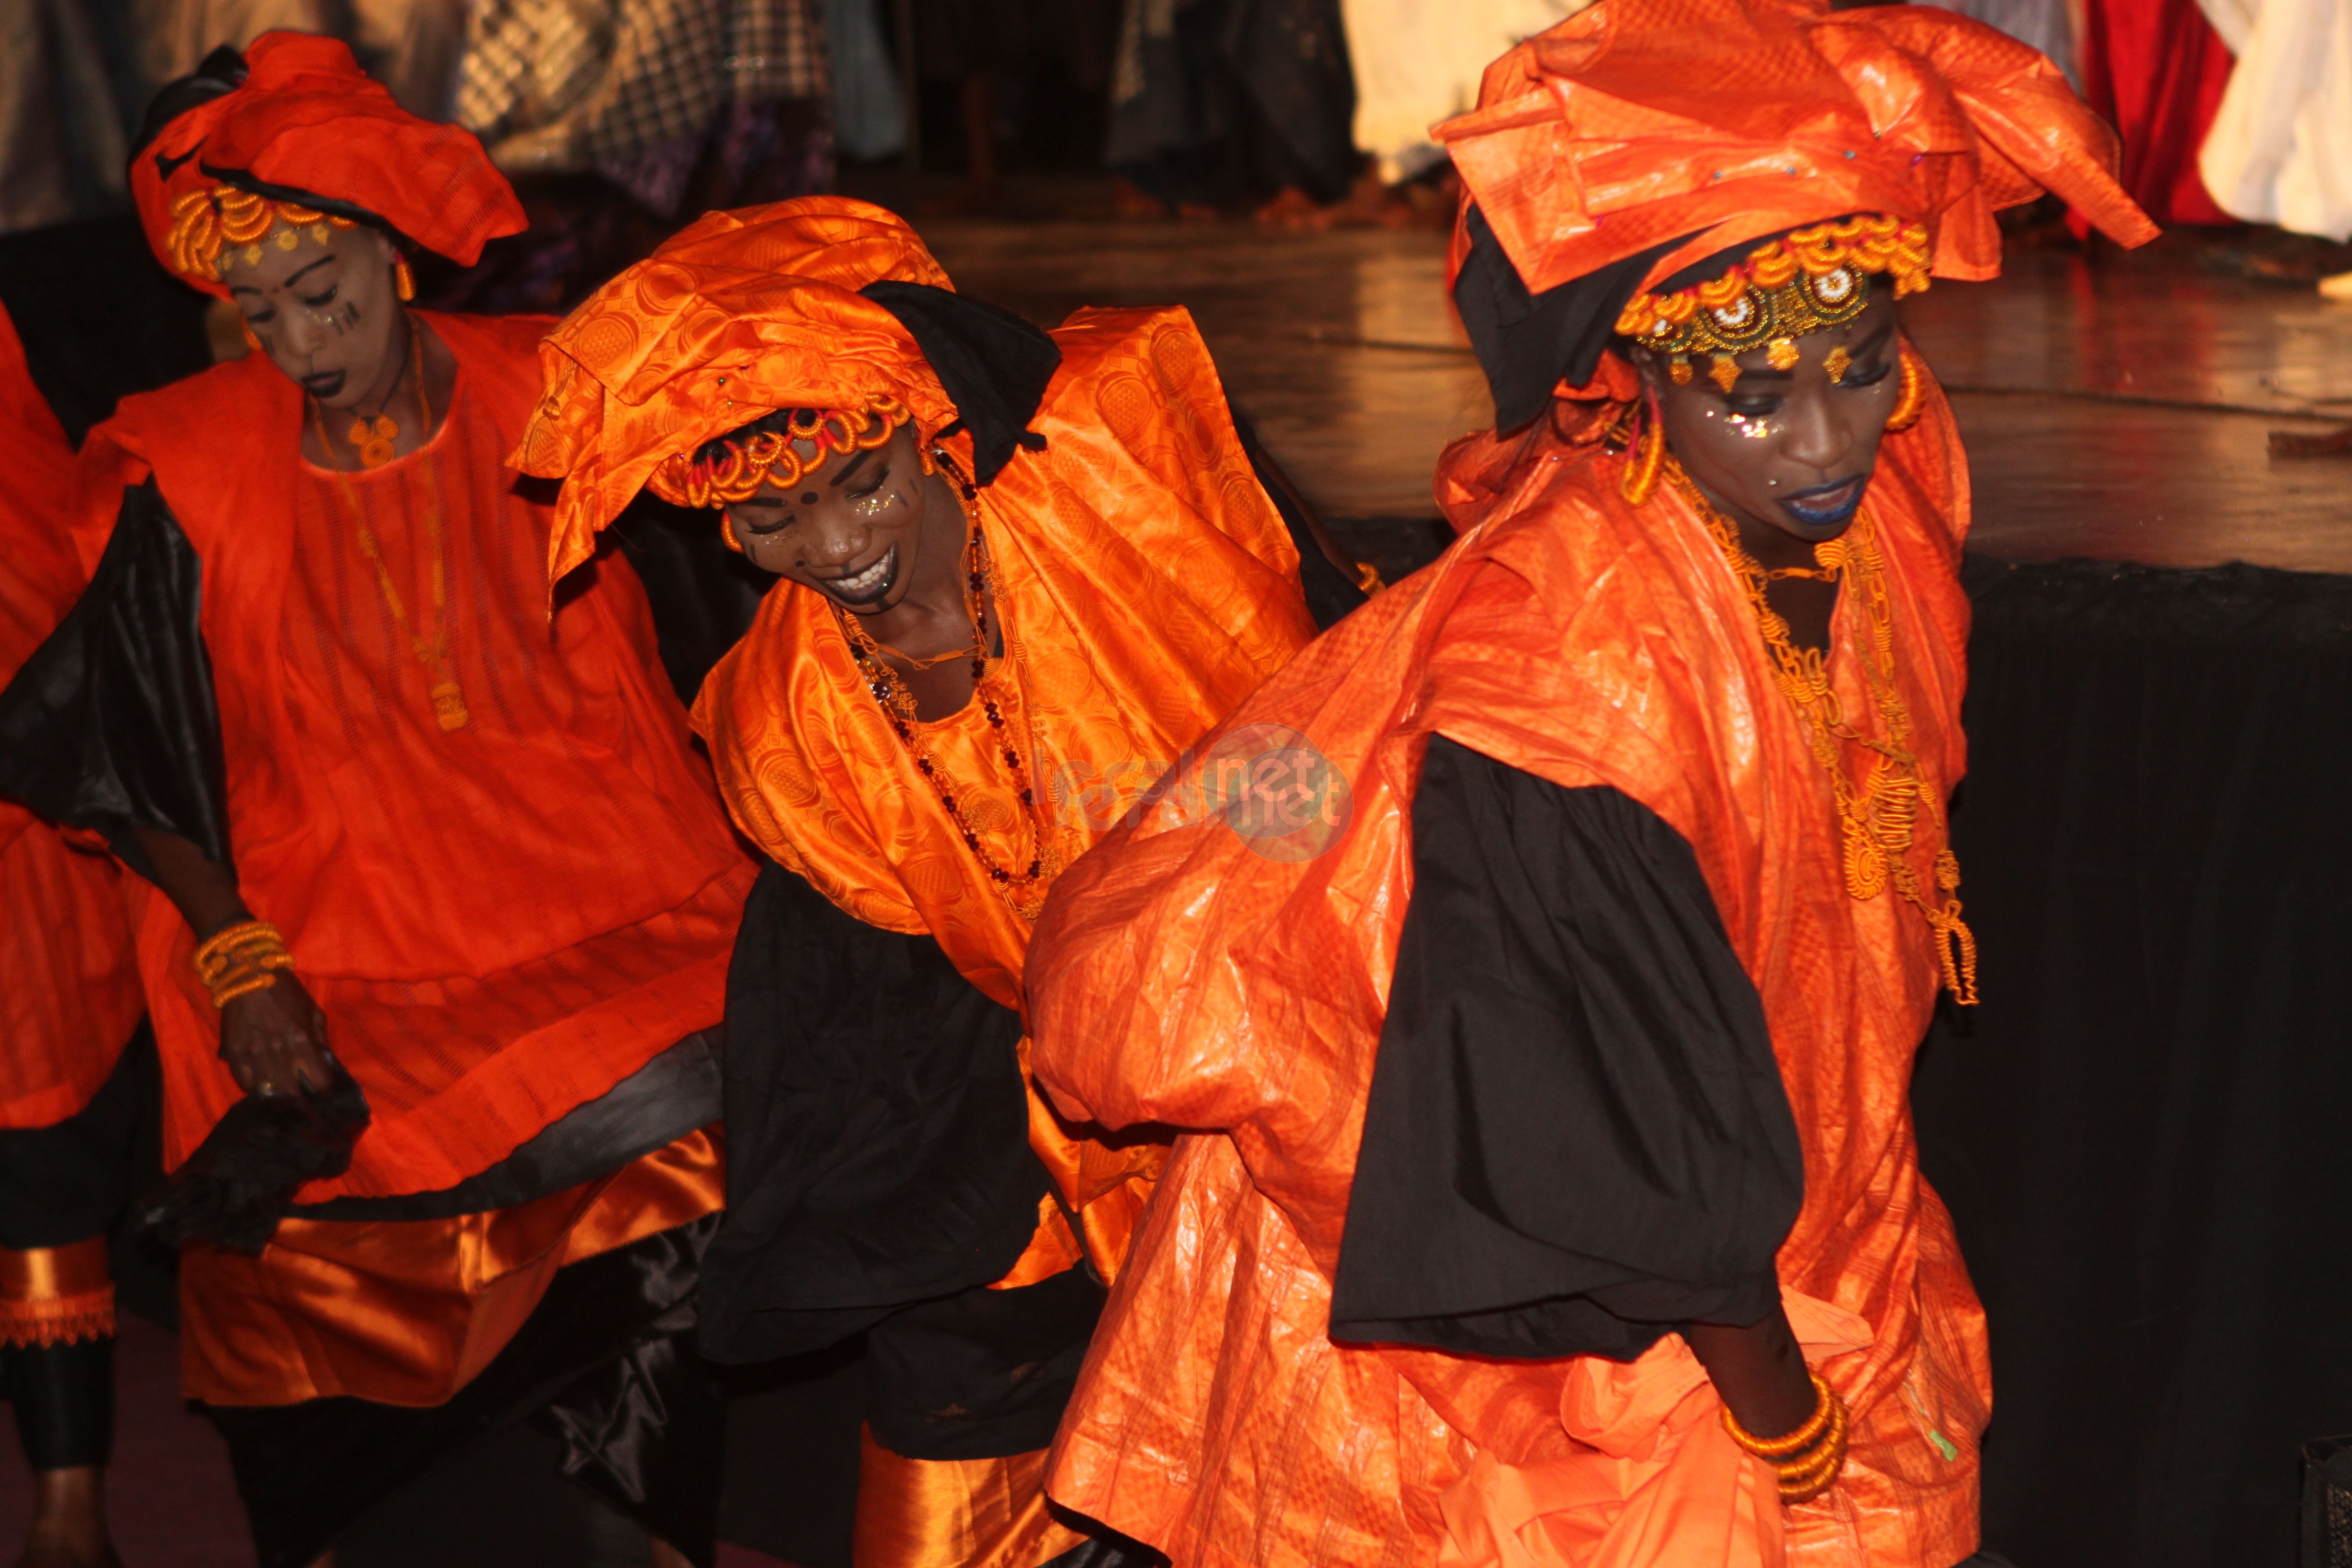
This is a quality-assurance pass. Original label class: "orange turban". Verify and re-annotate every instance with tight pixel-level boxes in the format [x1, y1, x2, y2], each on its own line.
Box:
[516, 198, 965, 587]
[130, 32, 524, 299]
[1436, 0, 2158, 298]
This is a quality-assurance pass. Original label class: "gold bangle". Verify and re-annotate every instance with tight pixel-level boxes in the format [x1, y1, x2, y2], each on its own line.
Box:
[193, 919, 295, 1008]
[1721, 1371, 1836, 1459]
[1775, 1395, 1851, 1504]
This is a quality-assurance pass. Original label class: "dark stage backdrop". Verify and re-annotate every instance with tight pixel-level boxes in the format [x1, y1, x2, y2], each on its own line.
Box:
[1916, 558, 2352, 1567]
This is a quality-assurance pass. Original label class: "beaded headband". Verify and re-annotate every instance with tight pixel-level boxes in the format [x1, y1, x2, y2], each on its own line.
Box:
[168, 185, 356, 284]
[653, 397, 917, 512]
[1614, 215, 1931, 393]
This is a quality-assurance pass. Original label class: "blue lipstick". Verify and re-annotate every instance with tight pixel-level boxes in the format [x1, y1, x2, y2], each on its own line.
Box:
[1778, 475, 1865, 531]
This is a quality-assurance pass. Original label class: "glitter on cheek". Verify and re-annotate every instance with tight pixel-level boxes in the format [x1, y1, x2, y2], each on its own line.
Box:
[849, 489, 899, 519]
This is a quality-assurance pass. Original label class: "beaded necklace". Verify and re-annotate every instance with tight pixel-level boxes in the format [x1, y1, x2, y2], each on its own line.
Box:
[1669, 462, 1977, 1002]
[829, 474, 1057, 920]
[307, 323, 470, 732]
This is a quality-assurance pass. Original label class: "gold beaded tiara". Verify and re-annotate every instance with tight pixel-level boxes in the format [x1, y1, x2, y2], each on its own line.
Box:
[1614, 215, 1931, 392]
[167, 185, 356, 283]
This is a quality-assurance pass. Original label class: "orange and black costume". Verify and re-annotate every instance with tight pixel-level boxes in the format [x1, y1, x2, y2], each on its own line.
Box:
[518, 197, 1329, 1568]
[1024, 4, 2155, 1567]
[0, 295, 163, 1488]
[0, 37, 750, 1566]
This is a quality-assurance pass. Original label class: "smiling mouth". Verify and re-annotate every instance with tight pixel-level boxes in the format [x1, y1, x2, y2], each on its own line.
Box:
[300, 371, 345, 399]
[815, 545, 899, 606]
[1778, 475, 1866, 529]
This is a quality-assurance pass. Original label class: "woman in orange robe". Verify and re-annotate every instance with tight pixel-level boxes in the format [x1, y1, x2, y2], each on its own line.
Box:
[0, 298, 149, 1568]
[0, 36, 750, 1568]
[1024, 4, 2156, 1566]
[516, 196, 1329, 1568]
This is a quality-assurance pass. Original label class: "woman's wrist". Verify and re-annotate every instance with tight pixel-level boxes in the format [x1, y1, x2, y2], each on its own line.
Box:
[1720, 1370, 1851, 1505]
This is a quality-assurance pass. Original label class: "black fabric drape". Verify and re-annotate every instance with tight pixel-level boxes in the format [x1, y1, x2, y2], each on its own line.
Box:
[0, 478, 229, 880]
[1331, 737, 1801, 1359]
[607, 497, 775, 705]
[865, 1265, 1105, 1461]
[3, 1338, 114, 1472]
[1914, 558, 2352, 1568]
[700, 861, 1046, 1365]
[859, 281, 1062, 488]
[0, 1023, 157, 1250]
[208, 1215, 725, 1568]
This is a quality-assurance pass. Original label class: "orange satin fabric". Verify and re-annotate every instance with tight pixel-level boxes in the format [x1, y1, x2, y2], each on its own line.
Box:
[1026, 376, 1989, 1568]
[854, 1429, 1088, 1568]
[689, 303, 1317, 1278]
[75, 312, 751, 1199]
[130, 31, 523, 298]
[0, 1239, 115, 1348]
[0, 302, 140, 1131]
[181, 1128, 721, 1406]
[1434, 0, 2156, 301]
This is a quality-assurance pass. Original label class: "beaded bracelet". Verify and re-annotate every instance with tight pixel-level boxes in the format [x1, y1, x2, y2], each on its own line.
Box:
[192, 919, 295, 1010]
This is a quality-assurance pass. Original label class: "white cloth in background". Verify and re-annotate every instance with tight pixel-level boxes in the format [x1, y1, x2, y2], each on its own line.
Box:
[1338, 0, 1587, 184]
[2199, 0, 2352, 240]
[824, 0, 904, 161]
[1919, 0, 2077, 87]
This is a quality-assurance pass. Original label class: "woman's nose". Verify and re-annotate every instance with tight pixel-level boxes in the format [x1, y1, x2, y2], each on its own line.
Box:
[1780, 387, 1845, 472]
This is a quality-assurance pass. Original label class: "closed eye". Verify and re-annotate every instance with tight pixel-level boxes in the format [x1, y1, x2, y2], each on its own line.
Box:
[300, 284, 339, 309]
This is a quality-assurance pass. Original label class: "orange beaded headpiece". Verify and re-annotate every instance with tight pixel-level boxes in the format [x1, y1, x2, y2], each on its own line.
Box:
[166, 185, 357, 284]
[654, 397, 916, 510]
[1614, 216, 1931, 392]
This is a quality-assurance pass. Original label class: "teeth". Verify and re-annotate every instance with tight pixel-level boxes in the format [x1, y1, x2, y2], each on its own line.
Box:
[833, 549, 892, 594]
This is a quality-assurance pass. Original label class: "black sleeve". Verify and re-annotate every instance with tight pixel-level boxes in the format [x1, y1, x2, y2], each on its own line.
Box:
[0, 476, 231, 880]
[1329, 735, 1804, 1361]
[697, 860, 1051, 1364]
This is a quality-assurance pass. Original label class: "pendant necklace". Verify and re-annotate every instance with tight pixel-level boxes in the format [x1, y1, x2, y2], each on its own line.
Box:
[309, 321, 471, 732]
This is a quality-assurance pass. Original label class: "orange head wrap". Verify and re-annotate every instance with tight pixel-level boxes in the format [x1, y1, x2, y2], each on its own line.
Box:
[1436, 0, 2156, 410]
[130, 32, 524, 299]
[516, 197, 965, 588]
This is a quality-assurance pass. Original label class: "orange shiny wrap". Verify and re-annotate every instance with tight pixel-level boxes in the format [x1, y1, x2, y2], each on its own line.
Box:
[0, 1239, 115, 1348]
[687, 301, 1316, 1279]
[516, 198, 959, 590]
[854, 1429, 1087, 1568]
[0, 303, 140, 1132]
[1026, 371, 1989, 1568]
[75, 313, 752, 1200]
[130, 32, 523, 299]
[1435, 0, 2155, 301]
[181, 1129, 721, 1406]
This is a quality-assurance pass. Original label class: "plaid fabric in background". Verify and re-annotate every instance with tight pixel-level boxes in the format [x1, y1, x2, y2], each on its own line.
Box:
[458, 0, 829, 175]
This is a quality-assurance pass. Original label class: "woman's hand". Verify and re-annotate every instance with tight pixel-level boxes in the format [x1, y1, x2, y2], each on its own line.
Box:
[217, 972, 333, 1098]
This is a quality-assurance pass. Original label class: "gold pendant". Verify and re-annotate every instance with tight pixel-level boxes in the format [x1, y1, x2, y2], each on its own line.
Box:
[350, 413, 399, 468]
[429, 680, 470, 732]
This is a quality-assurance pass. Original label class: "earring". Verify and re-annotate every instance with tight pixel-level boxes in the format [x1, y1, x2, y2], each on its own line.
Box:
[1620, 399, 1666, 506]
[241, 321, 261, 351]
[719, 513, 745, 554]
[1883, 345, 1925, 433]
[394, 258, 415, 302]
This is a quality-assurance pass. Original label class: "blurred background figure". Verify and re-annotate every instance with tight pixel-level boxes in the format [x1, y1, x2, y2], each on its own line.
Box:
[2197, 0, 2352, 293]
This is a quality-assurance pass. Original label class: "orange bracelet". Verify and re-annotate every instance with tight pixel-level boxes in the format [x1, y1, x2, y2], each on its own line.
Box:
[191, 920, 294, 1009]
[1721, 1371, 1837, 1459]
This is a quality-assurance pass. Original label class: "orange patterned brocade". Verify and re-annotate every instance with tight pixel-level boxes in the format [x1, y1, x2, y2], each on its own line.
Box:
[1029, 371, 1989, 1568]
[1433, 0, 2157, 301]
[182, 1130, 720, 1406]
[75, 313, 751, 1201]
[0, 302, 140, 1132]
[0, 1240, 116, 1348]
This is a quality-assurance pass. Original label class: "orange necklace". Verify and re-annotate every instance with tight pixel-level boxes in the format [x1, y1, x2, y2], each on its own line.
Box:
[1671, 462, 1977, 1002]
[308, 324, 470, 733]
[831, 485, 1058, 920]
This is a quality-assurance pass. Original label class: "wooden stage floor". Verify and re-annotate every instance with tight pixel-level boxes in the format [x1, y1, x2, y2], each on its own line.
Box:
[909, 213, 2352, 578]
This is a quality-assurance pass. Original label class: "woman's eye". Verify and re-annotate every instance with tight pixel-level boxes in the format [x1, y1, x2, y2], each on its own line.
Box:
[1725, 397, 1783, 420]
[1842, 359, 1892, 388]
[300, 285, 338, 309]
[244, 310, 275, 327]
[734, 511, 793, 536]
